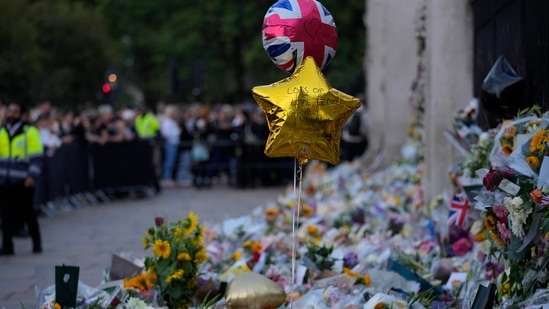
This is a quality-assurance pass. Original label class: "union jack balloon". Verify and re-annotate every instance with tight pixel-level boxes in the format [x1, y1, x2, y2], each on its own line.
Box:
[262, 0, 338, 74]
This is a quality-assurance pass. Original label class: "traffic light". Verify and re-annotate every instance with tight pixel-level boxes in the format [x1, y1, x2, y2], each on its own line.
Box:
[100, 71, 118, 103]
[102, 83, 112, 95]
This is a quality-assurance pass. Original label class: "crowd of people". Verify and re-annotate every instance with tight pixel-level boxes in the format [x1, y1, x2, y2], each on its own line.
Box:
[0, 99, 370, 191]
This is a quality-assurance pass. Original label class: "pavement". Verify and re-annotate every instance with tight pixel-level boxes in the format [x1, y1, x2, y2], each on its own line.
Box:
[0, 185, 285, 309]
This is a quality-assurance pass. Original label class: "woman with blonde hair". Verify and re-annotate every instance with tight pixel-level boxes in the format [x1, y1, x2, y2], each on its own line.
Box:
[160, 105, 181, 187]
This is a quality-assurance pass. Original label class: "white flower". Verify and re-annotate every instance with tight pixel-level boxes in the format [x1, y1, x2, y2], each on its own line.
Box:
[509, 216, 525, 239]
[508, 207, 532, 239]
[125, 297, 153, 309]
[504, 196, 525, 213]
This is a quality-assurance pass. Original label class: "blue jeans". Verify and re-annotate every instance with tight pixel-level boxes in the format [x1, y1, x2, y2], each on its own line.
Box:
[162, 143, 179, 180]
[176, 149, 192, 183]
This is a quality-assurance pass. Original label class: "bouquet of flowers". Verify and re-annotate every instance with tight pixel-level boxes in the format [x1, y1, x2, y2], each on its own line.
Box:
[478, 164, 549, 305]
[141, 213, 207, 308]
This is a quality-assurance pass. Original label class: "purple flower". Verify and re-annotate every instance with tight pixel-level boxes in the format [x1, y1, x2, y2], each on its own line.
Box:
[451, 237, 474, 257]
[485, 261, 504, 280]
[343, 252, 358, 269]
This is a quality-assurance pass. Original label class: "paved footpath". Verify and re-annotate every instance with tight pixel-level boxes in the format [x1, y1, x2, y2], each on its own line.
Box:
[0, 186, 285, 309]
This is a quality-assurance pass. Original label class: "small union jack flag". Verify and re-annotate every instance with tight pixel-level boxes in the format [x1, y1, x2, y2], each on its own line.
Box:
[448, 193, 470, 228]
[542, 193, 549, 207]
[263, 0, 338, 73]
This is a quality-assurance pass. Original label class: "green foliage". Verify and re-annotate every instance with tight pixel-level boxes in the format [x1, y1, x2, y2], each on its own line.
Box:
[0, 0, 117, 106]
[305, 242, 336, 271]
[2, 0, 365, 106]
[98, 0, 366, 105]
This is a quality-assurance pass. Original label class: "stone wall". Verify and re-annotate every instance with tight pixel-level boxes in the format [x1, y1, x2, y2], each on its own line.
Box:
[364, 0, 474, 201]
[365, 0, 420, 164]
[423, 0, 473, 201]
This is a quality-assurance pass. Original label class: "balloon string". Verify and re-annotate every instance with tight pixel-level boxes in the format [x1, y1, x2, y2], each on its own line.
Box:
[290, 161, 303, 308]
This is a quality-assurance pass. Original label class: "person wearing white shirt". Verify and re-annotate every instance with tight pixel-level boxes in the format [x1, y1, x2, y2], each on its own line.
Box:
[35, 114, 61, 157]
[160, 105, 181, 187]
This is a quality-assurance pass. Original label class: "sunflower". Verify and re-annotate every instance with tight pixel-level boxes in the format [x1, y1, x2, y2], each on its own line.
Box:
[184, 212, 199, 236]
[490, 231, 506, 248]
[195, 248, 208, 263]
[173, 227, 181, 239]
[165, 269, 184, 284]
[153, 240, 171, 259]
[484, 215, 496, 231]
[530, 129, 545, 152]
[527, 156, 541, 171]
[177, 252, 191, 261]
[141, 237, 149, 248]
[502, 143, 514, 156]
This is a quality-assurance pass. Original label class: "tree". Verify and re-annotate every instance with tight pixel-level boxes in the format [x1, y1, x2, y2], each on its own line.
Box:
[0, 0, 118, 106]
[98, 0, 366, 105]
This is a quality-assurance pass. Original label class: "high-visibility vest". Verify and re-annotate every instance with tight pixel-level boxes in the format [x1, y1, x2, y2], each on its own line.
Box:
[0, 123, 44, 184]
[135, 113, 160, 139]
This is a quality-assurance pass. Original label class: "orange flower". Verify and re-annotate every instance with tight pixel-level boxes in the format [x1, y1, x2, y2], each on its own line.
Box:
[307, 225, 318, 235]
[252, 242, 262, 253]
[527, 156, 541, 171]
[503, 125, 516, 139]
[530, 189, 543, 204]
[502, 143, 513, 156]
[265, 208, 280, 217]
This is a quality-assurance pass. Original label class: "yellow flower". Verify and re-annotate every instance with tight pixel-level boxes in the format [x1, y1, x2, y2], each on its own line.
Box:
[527, 156, 541, 171]
[195, 248, 208, 263]
[474, 231, 487, 242]
[307, 225, 318, 235]
[243, 240, 254, 248]
[499, 282, 511, 297]
[141, 237, 149, 248]
[184, 212, 199, 236]
[177, 252, 191, 261]
[153, 240, 171, 259]
[363, 274, 371, 287]
[490, 231, 506, 248]
[165, 269, 185, 284]
[186, 278, 198, 289]
[232, 251, 243, 260]
[545, 231, 549, 241]
[173, 227, 181, 239]
[484, 215, 496, 231]
[302, 204, 314, 217]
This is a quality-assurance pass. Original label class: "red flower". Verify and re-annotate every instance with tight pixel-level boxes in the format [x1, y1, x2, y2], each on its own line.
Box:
[154, 216, 165, 227]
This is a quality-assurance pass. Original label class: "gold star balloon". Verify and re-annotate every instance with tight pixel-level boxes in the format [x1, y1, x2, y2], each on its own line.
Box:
[252, 56, 361, 165]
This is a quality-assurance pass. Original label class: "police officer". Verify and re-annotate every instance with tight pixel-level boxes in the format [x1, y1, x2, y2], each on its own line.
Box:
[135, 106, 161, 193]
[0, 101, 44, 255]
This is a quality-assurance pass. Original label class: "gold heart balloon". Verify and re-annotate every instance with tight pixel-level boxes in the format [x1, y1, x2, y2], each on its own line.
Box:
[225, 272, 286, 309]
[252, 56, 361, 165]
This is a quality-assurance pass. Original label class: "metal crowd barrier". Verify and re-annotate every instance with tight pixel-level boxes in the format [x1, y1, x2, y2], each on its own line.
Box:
[34, 138, 296, 216]
[35, 140, 156, 217]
